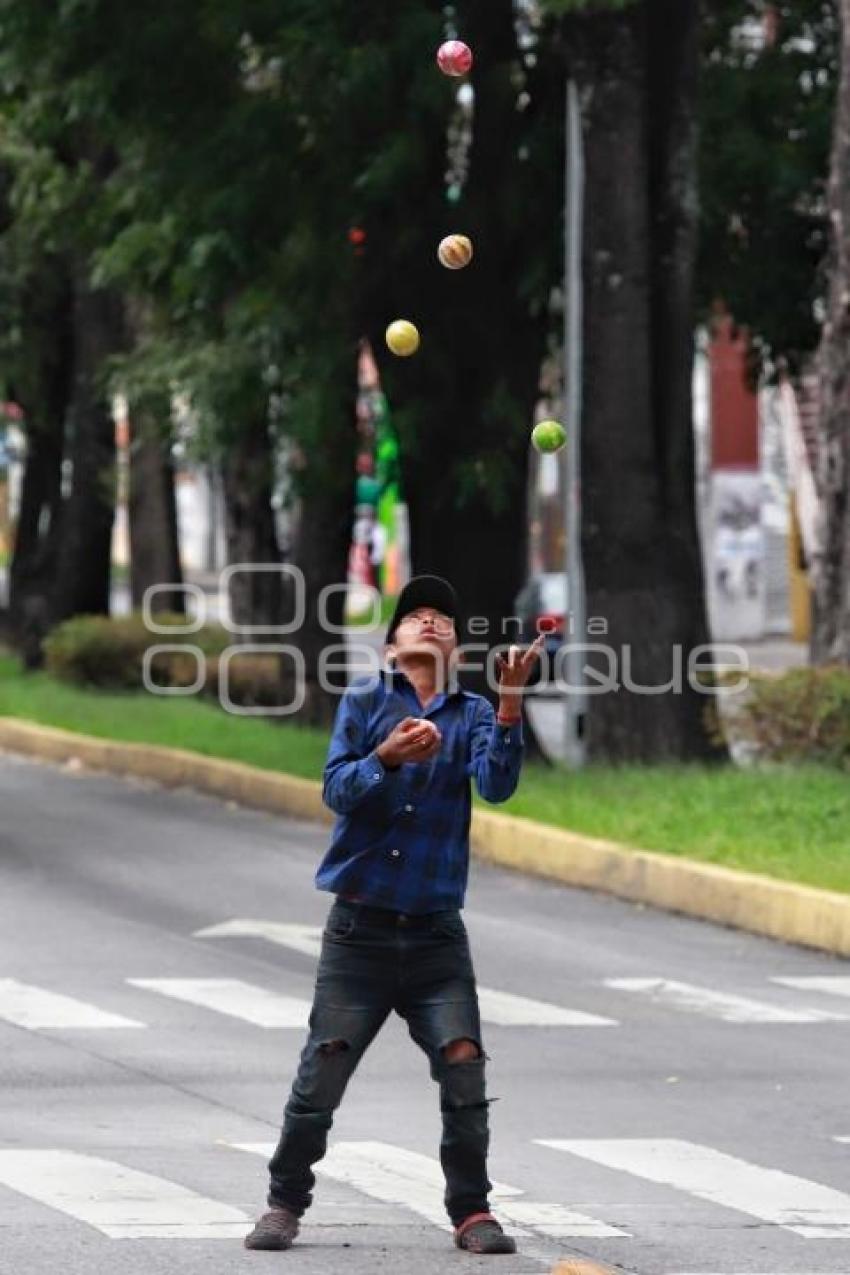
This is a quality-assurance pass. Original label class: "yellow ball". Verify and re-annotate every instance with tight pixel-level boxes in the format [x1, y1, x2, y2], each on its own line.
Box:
[438, 234, 473, 270]
[385, 319, 420, 358]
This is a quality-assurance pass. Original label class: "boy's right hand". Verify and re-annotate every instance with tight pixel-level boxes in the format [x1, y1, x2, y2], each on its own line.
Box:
[376, 717, 442, 769]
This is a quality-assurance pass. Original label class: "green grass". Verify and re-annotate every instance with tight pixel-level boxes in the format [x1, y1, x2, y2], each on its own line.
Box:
[501, 764, 850, 893]
[2, 650, 849, 891]
[0, 653, 329, 780]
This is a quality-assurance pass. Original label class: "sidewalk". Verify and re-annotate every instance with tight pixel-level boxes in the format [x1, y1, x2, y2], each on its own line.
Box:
[740, 636, 808, 672]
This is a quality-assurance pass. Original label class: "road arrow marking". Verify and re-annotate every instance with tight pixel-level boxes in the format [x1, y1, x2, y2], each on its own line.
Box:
[606, 978, 846, 1023]
[773, 975, 850, 1002]
[193, 918, 323, 958]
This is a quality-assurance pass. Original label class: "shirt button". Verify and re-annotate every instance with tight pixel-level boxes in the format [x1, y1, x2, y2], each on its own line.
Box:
[390, 848, 400, 858]
[404, 804, 414, 813]
[372, 772, 381, 780]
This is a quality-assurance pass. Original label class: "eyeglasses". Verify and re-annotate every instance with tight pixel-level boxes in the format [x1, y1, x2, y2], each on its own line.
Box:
[398, 612, 455, 635]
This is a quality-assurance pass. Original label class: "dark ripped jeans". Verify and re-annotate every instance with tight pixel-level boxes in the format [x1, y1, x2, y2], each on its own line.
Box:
[266, 897, 491, 1226]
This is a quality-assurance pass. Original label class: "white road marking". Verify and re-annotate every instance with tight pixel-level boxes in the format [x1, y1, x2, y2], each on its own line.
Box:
[126, 978, 310, 1028]
[0, 979, 144, 1031]
[476, 986, 616, 1027]
[193, 918, 323, 959]
[539, 1138, 850, 1238]
[605, 978, 845, 1023]
[0, 1150, 248, 1238]
[231, 1139, 519, 1231]
[196, 918, 615, 1027]
[833, 1136, 850, 1144]
[495, 1198, 628, 1238]
[774, 976, 850, 1000]
[229, 1140, 624, 1239]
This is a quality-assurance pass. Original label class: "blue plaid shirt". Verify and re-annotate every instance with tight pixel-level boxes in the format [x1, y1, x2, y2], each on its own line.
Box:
[315, 671, 524, 914]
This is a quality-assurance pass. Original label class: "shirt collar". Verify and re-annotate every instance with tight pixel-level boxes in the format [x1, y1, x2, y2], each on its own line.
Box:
[386, 664, 470, 701]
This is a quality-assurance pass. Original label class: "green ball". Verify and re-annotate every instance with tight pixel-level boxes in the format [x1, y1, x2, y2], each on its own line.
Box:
[531, 419, 566, 454]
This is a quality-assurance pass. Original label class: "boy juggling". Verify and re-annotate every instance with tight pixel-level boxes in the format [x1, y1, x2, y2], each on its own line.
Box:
[245, 574, 543, 1256]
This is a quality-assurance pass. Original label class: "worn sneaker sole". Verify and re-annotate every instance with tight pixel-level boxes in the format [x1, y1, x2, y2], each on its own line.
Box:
[244, 1231, 296, 1251]
[455, 1232, 517, 1254]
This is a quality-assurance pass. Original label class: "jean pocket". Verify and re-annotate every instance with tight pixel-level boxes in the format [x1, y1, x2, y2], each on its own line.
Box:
[429, 912, 466, 941]
[324, 915, 356, 941]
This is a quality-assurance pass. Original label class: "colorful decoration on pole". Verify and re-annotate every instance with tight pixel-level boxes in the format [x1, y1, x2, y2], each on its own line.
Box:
[437, 40, 473, 77]
[438, 233, 473, 270]
[531, 419, 567, 454]
[385, 320, 421, 358]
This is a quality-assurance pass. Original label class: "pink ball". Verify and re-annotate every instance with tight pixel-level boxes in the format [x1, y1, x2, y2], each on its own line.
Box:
[437, 40, 473, 77]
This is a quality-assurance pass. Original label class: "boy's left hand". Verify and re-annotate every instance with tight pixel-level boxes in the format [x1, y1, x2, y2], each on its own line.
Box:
[495, 635, 545, 719]
[495, 634, 545, 691]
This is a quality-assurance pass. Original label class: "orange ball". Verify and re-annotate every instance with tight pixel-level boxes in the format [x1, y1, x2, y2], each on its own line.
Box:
[438, 234, 473, 270]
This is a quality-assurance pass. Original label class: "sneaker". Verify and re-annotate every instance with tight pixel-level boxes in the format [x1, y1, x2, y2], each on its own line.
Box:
[454, 1212, 517, 1254]
[244, 1205, 300, 1250]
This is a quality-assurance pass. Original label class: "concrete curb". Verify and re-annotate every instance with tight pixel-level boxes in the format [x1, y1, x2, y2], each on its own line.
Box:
[2, 715, 849, 958]
[0, 717, 331, 827]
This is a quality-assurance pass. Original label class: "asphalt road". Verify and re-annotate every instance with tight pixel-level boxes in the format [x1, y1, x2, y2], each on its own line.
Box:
[1, 750, 849, 1275]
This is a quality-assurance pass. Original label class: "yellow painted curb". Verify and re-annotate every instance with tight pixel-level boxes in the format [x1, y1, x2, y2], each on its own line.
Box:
[2, 715, 849, 957]
[470, 808, 850, 958]
[0, 717, 331, 827]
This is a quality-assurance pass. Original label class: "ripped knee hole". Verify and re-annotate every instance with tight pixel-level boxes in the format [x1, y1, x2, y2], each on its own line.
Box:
[318, 1038, 349, 1055]
[442, 1037, 481, 1064]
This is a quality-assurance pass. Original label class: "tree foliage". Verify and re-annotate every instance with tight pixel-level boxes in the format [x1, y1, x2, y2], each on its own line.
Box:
[698, 0, 837, 365]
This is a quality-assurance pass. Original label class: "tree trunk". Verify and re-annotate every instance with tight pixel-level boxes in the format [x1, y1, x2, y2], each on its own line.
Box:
[51, 272, 123, 623]
[8, 268, 74, 664]
[288, 344, 361, 734]
[221, 411, 285, 628]
[812, 0, 850, 662]
[571, 0, 722, 761]
[128, 394, 184, 615]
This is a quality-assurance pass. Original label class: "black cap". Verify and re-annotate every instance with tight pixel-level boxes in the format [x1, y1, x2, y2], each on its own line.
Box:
[386, 574, 460, 643]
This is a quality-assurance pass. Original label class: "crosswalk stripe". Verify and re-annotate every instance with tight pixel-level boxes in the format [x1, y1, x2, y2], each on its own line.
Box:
[0, 979, 145, 1031]
[126, 978, 310, 1028]
[494, 1199, 628, 1238]
[195, 918, 615, 1027]
[193, 919, 323, 958]
[229, 1140, 625, 1239]
[476, 987, 615, 1028]
[538, 1138, 850, 1238]
[230, 1140, 519, 1231]
[605, 978, 845, 1023]
[0, 1150, 248, 1238]
[773, 976, 850, 1000]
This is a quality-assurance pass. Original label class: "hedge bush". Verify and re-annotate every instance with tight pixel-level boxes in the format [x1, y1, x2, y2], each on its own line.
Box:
[44, 614, 230, 691]
[724, 665, 850, 769]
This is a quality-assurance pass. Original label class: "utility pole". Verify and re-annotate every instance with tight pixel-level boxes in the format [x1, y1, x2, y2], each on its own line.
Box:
[563, 78, 587, 767]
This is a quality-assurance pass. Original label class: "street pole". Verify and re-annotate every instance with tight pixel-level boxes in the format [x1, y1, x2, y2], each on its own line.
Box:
[564, 77, 587, 768]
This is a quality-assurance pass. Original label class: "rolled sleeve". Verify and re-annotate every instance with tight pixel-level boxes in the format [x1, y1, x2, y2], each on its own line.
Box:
[322, 693, 403, 815]
[467, 700, 524, 804]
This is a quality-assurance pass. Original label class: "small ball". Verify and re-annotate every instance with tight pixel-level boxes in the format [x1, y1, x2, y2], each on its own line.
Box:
[437, 40, 473, 77]
[531, 419, 567, 454]
[385, 320, 420, 358]
[438, 234, 473, 270]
